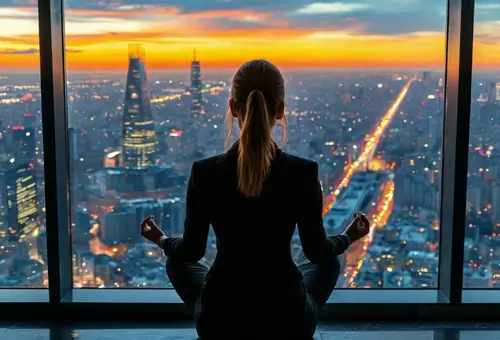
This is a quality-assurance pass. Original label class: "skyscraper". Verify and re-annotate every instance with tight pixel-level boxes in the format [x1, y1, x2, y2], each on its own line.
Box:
[487, 81, 497, 103]
[189, 49, 204, 121]
[12, 126, 35, 164]
[122, 44, 157, 169]
[23, 113, 36, 130]
[0, 163, 39, 242]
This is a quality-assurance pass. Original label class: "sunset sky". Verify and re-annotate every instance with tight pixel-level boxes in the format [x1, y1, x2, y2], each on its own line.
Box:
[0, 0, 500, 70]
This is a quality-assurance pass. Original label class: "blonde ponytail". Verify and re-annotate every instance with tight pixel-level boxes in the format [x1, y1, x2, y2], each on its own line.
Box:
[237, 89, 275, 197]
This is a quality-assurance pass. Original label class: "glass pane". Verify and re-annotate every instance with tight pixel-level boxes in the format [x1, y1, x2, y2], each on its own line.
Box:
[64, 1, 446, 288]
[72, 328, 435, 340]
[0, 1, 47, 287]
[463, 0, 500, 289]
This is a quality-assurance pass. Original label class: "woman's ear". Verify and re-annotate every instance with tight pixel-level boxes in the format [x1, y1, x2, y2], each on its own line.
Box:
[229, 99, 238, 118]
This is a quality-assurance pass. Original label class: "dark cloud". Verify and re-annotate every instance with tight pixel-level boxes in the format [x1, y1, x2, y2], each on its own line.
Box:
[284, 0, 447, 35]
[347, 11, 446, 35]
[65, 48, 83, 53]
[0, 0, 35, 5]
[475, 1, 500, 22]
[1, 0, 493, 38]
[0, 48, 39, 55]
[199, 18, 285, 31]
[66, 0, 313, 13]
[475, 34, 498, 45]
[129, 1, 446, 35]
[0, 36, 31, 44]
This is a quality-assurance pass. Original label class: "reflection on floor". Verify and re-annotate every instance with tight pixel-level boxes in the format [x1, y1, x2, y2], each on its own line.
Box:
[5, 322, 500, 339]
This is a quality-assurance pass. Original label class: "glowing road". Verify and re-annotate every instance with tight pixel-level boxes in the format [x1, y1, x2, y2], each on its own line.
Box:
[319, 77, 415, 287]
[151, 93, 183, 103]
[323, 77, 416, 215]
[343, 180, 395, 287]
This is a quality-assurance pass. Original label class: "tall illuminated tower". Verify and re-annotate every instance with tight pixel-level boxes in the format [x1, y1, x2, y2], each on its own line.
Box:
[122, 44, 157, 169]
[0, 163, 39, 242]
[189, 49, 204, 121]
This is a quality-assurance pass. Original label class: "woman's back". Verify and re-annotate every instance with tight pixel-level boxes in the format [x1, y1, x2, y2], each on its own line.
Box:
[190, 141, 323, 336]
[198, 142, 305, 281]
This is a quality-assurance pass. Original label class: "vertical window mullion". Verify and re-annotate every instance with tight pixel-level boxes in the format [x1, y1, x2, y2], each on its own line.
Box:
[438, 0, 475, 303]
[38, 0, 72, 303]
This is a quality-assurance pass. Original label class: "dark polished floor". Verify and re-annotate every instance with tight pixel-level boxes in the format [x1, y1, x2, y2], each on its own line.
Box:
[4, 322, 500, 340]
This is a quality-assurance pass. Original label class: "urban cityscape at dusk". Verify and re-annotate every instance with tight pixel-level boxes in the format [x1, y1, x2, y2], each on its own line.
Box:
[0, 0, 500, 290]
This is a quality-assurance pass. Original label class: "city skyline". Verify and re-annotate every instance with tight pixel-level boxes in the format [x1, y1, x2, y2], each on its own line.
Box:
[1, 0, 500, 69]
[0, 42, 498, 288]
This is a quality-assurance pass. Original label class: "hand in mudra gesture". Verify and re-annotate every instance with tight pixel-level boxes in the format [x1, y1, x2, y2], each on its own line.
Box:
[344, 212, 370, 244]
[141, 216, 165, 247]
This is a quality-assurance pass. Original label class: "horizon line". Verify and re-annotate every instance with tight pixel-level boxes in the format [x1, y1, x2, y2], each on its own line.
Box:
[0, 65, 449, 72]
[2, 65, 500, 75]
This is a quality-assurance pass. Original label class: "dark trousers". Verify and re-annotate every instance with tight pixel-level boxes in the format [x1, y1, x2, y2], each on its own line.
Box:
[166, 250, 340, 339]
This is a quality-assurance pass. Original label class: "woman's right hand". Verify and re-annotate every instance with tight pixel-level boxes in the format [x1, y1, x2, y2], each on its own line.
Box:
[343, 212, 370, 244]
[141, 216, 165, 246]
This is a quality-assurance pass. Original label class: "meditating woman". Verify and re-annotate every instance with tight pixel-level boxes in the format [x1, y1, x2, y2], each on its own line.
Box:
[141, 59, 370, 339]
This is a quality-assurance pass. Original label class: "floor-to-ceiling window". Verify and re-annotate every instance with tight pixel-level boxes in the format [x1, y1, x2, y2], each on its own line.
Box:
[62, 0, 447, 291]
[0, 0, 48, 289]
[463, 0, 500, 290]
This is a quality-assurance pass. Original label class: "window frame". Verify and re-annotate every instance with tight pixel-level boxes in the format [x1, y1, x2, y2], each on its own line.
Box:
[5, 0, 492, 321]
[437, 0, 475, 304]
[38, 0, 73, 303]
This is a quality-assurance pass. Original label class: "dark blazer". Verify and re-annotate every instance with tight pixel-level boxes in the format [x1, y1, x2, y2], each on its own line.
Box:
[163, 141, 350, 334]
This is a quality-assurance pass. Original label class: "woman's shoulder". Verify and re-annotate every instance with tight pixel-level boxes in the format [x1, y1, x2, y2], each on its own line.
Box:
[192, 153, 228, 172]
[280, 151, 318, 176]
[280, 151, 317, 168]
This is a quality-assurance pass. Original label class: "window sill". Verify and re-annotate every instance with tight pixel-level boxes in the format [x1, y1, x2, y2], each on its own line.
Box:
[328, 289, 439, 303]
[0, 289, 49, 302]
[5, 289, 500, 322]
[68, 289, 181, 303]
[66, 288, 440, 304]
[462, 290, 500, 303]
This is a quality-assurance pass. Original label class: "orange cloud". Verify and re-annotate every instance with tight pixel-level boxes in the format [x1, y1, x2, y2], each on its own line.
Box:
[198, 27, 312, 39]
[66, 6, 180, 18]
[0, 35, 38, 45]
[64, 31, 173, 46]
[64, 6, 275, 25]
[179, 9, 272, 20]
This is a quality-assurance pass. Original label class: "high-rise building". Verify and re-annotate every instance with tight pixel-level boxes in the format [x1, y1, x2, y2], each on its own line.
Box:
[492, 183, 500, 226]
[158, 197, 185, 235]
[122, 44, 157, 169]
[422, 71, 431, 84]
[486, 81, 497, 103]
[68, 127, 78, 172]
[12, 126, 35, 164]
[0, 163, 39, 242]
[189, 49, 204, 121]
[0, 129, 9, 167]
[23, 113, 36, 129]
[99, 208, 139, 245]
